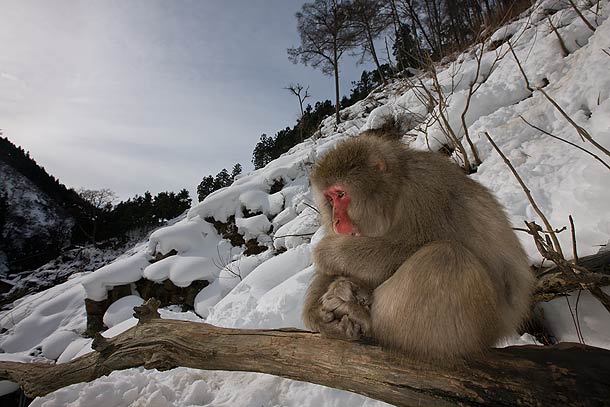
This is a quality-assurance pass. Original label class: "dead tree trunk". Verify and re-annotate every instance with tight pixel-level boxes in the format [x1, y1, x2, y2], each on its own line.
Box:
[0, 300, 609, 406]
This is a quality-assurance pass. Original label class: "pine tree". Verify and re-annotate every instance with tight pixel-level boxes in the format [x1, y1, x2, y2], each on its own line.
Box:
[393, 23, 423, 70]
[0, 192, 8, 237]
[252, 134, 275, 169]
[231, 163, 243, 180]
[214, 169, 232, 189]
[197, 176, 216, 202]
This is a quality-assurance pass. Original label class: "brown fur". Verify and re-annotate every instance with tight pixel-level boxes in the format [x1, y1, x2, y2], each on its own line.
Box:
[303, 132, 535, 362]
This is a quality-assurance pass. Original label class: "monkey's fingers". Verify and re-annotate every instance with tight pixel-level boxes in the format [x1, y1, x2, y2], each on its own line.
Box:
[325, 277, 359, 302]
[344, 305, 372, 336]
[321, 294, 348, 314]
[319, 317, 362, 341]
[354, 287, 372, 308]
[318, 320, 347, 339]
[321, 309, 335, 323]
[339, 315, 364, 341]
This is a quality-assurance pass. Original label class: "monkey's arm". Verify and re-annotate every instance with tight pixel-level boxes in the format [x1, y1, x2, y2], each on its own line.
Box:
[313, 235, 411, 288]
[302, 272, 335, 330]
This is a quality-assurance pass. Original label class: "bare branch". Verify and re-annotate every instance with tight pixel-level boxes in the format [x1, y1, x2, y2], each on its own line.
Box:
[567, 0, 597, 32]
[509, 41, 610, 160]
[484, 132, 564, 257]
[569, 215, 579, 265]
[488, 132, 610, 313]
[508, 41, 533, 92]
[519, 115, 610, 171]
[537, 88, 610, 158]
[546, 15, 569, 57]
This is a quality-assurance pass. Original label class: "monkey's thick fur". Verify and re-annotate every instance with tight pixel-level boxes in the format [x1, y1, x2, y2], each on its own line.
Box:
[304, 132, 535, 362]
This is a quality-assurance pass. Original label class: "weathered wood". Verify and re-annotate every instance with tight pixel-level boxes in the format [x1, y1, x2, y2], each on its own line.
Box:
[1, 311, 609, 406]
[534, 250, 610, 302]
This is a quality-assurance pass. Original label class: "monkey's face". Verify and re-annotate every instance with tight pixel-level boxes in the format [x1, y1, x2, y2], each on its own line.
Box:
[322, 184, 360, 236]
[311, 136, 402, 238]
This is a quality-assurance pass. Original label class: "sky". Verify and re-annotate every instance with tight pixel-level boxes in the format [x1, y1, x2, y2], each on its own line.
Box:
[0, 0, 380, 201]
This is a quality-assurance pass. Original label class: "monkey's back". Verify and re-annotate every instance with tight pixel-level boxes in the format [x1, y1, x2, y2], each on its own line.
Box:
[385, 143, 535, 342]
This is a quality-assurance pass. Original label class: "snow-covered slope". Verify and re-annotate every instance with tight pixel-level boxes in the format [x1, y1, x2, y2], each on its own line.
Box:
[0, 160, 74, 277]
[1, 1, 610, 405]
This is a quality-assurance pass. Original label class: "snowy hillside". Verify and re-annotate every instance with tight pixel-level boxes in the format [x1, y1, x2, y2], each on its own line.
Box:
[1, 1, 610, 405]
[0, 160, 74, 277]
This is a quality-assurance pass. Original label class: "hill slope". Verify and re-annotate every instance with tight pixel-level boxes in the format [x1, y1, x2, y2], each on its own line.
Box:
[0, 137, 78, 276]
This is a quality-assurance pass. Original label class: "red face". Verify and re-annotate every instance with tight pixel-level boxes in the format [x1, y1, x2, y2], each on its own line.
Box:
[323, 185, 359, 235]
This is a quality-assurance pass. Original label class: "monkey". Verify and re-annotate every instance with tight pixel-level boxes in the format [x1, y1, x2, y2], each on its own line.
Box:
[303, 131, 535, 362]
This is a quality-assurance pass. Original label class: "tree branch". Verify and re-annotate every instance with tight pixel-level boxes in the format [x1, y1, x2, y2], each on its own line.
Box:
[1, 300, 609, 406]
[484, 132, 564, 257]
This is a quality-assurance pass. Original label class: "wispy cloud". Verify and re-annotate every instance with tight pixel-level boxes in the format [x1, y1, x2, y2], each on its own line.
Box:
[0, 0, 373, 200]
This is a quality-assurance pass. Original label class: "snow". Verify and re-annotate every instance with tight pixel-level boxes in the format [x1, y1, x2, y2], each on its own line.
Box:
[0, 282, 85, 354]
[206, 245, 312, 329]
[143, 256, 218, 287]
[29, 368, 391, 407]
[81, 252, 151, 301]
[147, 216, 220, 257]
[1, 0, 610, 404]
[103, 295, 144, 328]
[193, 253, 270, 318]
[539, 287, 610, 349]
[235, 214, 272, 241]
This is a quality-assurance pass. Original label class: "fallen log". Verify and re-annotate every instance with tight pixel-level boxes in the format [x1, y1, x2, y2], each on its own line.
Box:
[0, 300, 609, 406]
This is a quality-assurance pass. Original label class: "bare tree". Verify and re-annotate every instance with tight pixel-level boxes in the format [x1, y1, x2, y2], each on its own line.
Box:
[78, 188, 117, 211]
[285, 83, 311, 142]
[349, 0, 393, 85]
[288, 0, 358, 124]
[77, 188, 117, 245]
[391, 0, 439, 57]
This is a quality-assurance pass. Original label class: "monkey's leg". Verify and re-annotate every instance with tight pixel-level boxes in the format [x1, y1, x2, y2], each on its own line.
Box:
[321, 277, 372, 339]
[371, 241, 499, 362]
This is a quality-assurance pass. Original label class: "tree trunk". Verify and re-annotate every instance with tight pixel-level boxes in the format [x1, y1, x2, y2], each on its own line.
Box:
[404, 0, 438, 57]
[333, 45, 341, 125]
[366, 25, 387, 85]
[1, 300, 609, 406]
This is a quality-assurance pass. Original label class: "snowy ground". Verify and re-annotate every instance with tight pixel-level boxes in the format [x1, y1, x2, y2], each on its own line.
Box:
[1, 1, 610, 405]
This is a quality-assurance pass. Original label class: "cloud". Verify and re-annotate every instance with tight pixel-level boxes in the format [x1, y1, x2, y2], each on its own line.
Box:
[0, 0, 375, 201]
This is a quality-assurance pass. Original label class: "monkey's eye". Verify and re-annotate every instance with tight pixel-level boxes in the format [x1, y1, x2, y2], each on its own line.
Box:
[336, 190, 345, 198]
[325, 195, 333, 206]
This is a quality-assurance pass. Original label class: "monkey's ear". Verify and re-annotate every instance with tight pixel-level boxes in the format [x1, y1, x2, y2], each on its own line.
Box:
[371, 158, 387, 172]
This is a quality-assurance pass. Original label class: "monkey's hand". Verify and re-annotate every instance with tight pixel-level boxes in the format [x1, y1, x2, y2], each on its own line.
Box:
[319, 277, 372, 341]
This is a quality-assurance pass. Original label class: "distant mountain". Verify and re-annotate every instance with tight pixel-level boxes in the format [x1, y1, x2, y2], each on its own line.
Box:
[0, 136, 93, 276]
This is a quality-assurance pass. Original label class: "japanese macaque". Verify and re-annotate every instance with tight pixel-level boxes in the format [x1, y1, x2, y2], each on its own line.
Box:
[303, 131, 535, 362]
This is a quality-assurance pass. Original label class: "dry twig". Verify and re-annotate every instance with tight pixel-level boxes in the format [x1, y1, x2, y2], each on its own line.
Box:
[519, 115, 610, 171]
[484, 132, 563, 257]
[567, 0, 597, 32]
[546, 15, 569, 57]
[485, 132, 610, 314]
[509, 42, 610, 160]
[537, 87, 610, 158]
